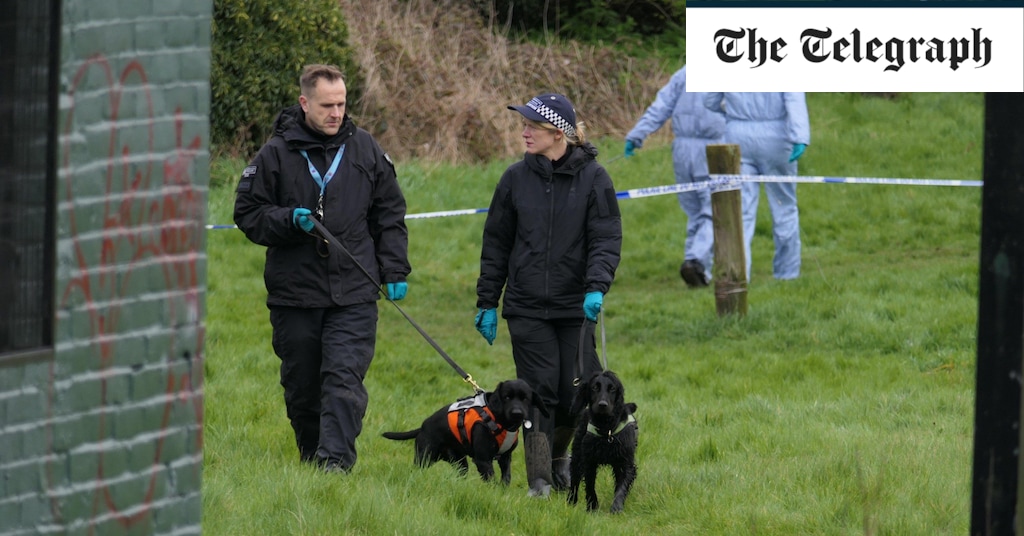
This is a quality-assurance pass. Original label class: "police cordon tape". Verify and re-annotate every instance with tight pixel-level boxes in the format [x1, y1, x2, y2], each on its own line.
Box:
[205, 173, 982, 230]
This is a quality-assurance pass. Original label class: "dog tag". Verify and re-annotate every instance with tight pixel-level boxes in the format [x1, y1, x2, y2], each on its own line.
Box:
[524, 420, 532, 429]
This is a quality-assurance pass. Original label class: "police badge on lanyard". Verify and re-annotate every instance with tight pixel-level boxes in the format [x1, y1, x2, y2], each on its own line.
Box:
[300, 145, 346, 222]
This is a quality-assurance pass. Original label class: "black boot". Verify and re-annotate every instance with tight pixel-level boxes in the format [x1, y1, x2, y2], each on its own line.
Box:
[551, 425, 574, 491]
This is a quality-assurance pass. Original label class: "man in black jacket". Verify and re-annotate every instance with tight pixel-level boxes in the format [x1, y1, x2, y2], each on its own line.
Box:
[234, 64, 410, 473]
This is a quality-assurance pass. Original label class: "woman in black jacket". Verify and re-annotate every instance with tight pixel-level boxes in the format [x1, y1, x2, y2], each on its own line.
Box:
[475, 93, 622, 497]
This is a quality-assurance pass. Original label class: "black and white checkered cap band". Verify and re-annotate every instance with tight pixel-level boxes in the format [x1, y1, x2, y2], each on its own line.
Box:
[526, 97, 576, 138]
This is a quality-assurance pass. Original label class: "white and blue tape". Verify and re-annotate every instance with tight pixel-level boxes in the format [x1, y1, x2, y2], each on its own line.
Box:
[206, 174, 981, 229]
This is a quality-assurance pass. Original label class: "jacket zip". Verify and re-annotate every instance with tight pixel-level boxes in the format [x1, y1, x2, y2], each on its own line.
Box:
[544, 174, 554, 318]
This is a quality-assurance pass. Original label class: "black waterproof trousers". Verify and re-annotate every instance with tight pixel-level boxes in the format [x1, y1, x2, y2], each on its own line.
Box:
[270, 302, 379, 470]
[506, 316, 601, 423]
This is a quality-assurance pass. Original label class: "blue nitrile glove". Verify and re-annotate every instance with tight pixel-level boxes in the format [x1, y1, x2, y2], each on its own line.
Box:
[475, 308, 497, 345]
[292, 207, 314, 232]
[624, 139, 637, 158]
[583, 291, 603, 322]
[789, 143, 807, 162]
[386, 281, 408, 301]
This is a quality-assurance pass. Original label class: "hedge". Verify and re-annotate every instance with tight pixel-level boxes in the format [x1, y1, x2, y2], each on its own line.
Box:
[211, 0, 360, 156]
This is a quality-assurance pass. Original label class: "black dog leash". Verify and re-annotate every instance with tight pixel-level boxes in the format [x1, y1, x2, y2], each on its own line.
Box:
[573, 309, 609, 386]
[309, 218, 483, 393]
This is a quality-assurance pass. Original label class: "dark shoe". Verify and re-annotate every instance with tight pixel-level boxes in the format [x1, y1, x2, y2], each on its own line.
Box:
[317, 458, 351, 474]
[680, 259, 709, 288]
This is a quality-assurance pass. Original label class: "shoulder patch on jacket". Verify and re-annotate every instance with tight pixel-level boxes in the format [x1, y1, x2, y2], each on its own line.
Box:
[383, 152, 394, 167]
[237, 165, 257, 192]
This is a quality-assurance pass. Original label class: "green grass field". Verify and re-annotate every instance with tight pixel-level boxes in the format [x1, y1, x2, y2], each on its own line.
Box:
[202, 92, 982, 535]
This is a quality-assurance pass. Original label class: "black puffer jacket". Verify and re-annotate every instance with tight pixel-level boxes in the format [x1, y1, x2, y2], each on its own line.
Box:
[234, 105, 410, 308]
[476, 143, 622, 319]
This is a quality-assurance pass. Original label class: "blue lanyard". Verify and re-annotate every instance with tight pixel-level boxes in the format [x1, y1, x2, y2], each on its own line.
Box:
[300, 145, 345, 196]
[300, 146, 345, 219]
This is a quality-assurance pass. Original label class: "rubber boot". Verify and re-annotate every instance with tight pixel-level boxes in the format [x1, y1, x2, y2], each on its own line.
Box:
[524, 408, 552, 498]
[551, 425, 574, 491]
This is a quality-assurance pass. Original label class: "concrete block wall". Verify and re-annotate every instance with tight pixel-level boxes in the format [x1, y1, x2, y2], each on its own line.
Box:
[0, 0, 211, 534]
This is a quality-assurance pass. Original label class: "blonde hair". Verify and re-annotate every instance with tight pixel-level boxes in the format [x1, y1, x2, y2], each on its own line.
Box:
[524, 118, 587, 146]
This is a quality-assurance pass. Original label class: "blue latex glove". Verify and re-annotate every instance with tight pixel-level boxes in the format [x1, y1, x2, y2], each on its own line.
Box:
[386, 281, 407, 301]
[624, 139, 637, 158]
[789, 143, 807, 162]
[583, 291, 603, 322]
[292, 207, 314, 232]
[475, 308, 497, 345]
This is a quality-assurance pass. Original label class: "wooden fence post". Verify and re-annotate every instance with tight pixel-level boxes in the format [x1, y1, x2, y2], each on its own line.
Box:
[706, 144, 747, 317]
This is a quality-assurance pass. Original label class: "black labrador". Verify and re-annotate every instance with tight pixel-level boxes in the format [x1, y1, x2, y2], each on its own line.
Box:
[567, 370, 638, 513]
[382, 379, 548, 484]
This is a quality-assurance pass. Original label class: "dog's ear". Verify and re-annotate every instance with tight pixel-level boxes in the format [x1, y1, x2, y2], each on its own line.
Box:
[487, 382, 505, 408]
[570, 376, 590, 416]
[626, 402, 637, 414]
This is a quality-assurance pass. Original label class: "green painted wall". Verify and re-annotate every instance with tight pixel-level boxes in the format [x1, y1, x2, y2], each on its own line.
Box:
[1, 0, 211, 533]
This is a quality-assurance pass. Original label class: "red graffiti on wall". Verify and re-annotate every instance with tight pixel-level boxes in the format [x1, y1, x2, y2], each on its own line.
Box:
[52, 53, 205, 531]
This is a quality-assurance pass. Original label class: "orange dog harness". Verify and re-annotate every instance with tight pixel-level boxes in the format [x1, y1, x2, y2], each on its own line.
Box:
[446, 393, 519, 455]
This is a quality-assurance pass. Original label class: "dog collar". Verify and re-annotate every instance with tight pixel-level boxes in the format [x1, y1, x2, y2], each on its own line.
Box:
[587, 413, 636, 437]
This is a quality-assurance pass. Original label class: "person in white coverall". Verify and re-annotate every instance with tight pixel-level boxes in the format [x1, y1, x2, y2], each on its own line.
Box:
[625, 66, 725, 288]
[703, 92, 810, 280]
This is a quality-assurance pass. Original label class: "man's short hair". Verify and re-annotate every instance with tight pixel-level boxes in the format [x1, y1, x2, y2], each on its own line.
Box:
[300, 64, 345, 97]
